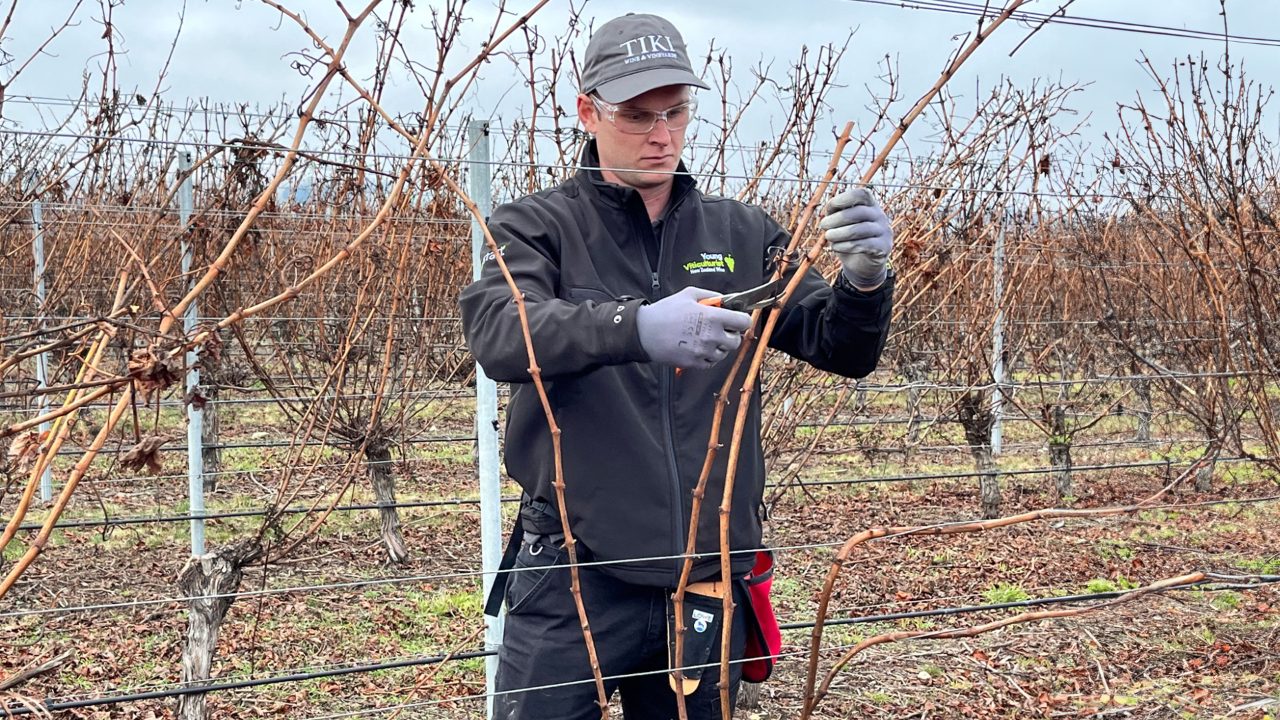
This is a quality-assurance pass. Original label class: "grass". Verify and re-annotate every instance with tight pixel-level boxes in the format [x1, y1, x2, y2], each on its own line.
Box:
[1132, 522, 1181, 542]
[863, 690, 895, 705]
[402, 438, 474, 465]
[220, 445, 270, 474]
[1236, 556, 1280, 575]
[1085, 578, 1119, 593]
[983, 582, 1030, 604]
[411, 585, 483, 620]
[821, 624, 869, 648]
[1096, 538, 1136, 562]
[896, 616, 939, 632]
[918, 662, 944, 679]
[947, 676, 975, 691]
[1196, 626, 1216, 645]
[1084, 576, 1139, 593]
[770, 575, 807, 610]
[2, 540, 26, 562]
[1210, 591, 1243, 611]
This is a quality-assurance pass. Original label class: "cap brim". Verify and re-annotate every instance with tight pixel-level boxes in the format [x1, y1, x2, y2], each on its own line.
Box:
[594, 68, 710, 103]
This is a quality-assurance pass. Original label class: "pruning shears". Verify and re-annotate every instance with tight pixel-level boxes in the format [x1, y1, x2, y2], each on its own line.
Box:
[675, 279, 787, 378]
[696, 278, 788, 312]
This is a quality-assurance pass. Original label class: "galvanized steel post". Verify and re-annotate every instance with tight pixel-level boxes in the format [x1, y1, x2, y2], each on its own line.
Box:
[30, 190, 53, 502]
[468, 119, 502, 718]
[179, 150, 205, 555]
[991, 210, 1007, 456]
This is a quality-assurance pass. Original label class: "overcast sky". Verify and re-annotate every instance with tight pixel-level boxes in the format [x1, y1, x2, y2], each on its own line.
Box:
[2, 0, 1276, 166]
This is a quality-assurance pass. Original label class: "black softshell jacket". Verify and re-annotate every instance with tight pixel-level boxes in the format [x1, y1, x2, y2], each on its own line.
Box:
[459, 142, 893, 586]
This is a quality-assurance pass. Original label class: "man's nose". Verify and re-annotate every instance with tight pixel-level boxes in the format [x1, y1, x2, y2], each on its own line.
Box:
[648, 118, 673, 143]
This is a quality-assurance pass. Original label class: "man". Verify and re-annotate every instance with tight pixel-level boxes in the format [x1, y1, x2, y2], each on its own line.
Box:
[459, 12, 894, 719]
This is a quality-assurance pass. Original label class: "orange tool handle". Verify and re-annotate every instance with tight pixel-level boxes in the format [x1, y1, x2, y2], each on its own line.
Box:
[675, 295, 727, 377]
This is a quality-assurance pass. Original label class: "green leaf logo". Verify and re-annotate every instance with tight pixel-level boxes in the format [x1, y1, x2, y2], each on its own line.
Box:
[724, 255, 735, 273]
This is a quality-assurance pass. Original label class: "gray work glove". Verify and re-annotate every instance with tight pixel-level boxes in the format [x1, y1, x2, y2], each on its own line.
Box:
[636, 287, 752, 369]
[818, 186, 894, 289]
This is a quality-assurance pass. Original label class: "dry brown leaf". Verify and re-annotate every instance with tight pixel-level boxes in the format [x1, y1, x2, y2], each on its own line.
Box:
[7, 430, 48, 473]
[127, 347, 182, 396]
[120, 434, 171, 475]
[183, 387, 208, 410]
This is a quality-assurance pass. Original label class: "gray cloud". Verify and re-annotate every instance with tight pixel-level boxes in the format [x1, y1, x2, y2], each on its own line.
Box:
[2, 0, 1274, 160]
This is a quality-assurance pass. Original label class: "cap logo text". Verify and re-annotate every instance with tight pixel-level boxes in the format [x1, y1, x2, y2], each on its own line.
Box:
[619, 35, 678, 65]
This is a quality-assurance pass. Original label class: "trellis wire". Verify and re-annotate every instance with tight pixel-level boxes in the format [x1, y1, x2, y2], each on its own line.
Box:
[6, 489, 1278, 621]
[8, 575, 1275, 718]
[15, 454, 1271, 534]
[0, 126, 1183, 202]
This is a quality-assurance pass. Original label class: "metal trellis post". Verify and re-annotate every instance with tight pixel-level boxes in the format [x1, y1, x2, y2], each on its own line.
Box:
[179, 150, 205, 556]
[469, 119, 502, 719]
[31, 190, 53, 502]
[991, 210, 1007, 456]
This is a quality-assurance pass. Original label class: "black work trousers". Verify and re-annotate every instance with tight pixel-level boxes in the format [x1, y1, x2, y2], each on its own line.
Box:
[494, 537, 747, 720]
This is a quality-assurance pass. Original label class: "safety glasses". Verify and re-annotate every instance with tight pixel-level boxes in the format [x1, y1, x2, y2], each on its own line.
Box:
[590, 95, 698, 135]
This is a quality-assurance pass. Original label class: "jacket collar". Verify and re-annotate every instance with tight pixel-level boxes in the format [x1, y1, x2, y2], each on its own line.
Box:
[575, 139, 696, 218]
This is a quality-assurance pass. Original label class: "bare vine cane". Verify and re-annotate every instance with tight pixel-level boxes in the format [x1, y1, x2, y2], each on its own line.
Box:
[0, 383, 138, 600]
[687, 2, 1042, 715]
[440, 172, 612, 718]
[713, 131, 870, 718]
[0, 281, 164, 440]
[0, 274, 127, 560]
[0, 0, 545, 599]
[168, 3, 602, 708]
[269, 0, 611, 712]
[809, 571, 1207, 713]
[0, 1, 385, 604]
[255, 3, 611, 712]
[799, 454, 1216, 718]
[668, 123, 857, 720]
[261, 239, 413, 563]
[1, 0, 554, 596]
[196, 1, 557, 563]
[0, 319, 114, 376]
[168, 0, 554, 359]
[160, 1, 384, 344]
[1, 384, 114, 440]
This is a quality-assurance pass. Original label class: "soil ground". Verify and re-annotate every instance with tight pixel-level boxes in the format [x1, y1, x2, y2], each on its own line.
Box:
[2, 396, 1278, 719]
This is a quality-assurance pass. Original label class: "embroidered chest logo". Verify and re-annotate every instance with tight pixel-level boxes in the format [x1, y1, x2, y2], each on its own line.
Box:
[682, 252, 735, 275]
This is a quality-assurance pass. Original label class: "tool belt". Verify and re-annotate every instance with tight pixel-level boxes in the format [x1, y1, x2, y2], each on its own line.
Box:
[666, 579, 728, 695]
[484, 497, 564, 618]
[665, 549, 782, 694]
[485, 501, 782, 689]
[741, 550, 781, 683]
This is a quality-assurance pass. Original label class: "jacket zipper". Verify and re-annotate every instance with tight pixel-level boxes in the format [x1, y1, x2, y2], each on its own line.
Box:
[652, 219, 685, 585]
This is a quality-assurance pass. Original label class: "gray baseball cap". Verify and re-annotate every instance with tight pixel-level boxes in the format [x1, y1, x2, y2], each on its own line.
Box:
[581, 13, 709, 103]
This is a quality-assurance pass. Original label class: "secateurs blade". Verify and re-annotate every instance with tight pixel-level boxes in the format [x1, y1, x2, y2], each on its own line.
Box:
[697, 278, 787, 312]
[674, 278, 787, 379]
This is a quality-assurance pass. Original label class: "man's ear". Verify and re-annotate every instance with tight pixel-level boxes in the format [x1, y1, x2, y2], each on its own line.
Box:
[577, 94, 599, 135]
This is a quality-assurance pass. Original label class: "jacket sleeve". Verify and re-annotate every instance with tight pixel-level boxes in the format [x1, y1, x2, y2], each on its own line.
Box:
[763, 221, 894, 379]
[458, 200, 649, 383]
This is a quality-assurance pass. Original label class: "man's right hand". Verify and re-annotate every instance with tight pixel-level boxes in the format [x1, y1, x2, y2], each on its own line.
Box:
[636, 287, 752, 369]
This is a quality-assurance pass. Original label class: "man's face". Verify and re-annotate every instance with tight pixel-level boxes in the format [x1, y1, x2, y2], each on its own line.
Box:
[577, 85, 692, 191]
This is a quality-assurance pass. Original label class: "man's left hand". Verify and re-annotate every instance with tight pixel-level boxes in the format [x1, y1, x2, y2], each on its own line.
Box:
[818, 187, 893, 290]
